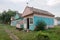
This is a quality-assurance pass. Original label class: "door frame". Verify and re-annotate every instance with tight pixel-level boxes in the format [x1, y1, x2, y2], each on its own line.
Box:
[27, 18, 29, 29]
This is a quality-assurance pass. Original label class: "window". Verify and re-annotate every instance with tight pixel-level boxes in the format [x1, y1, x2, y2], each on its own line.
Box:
[29, 18, 33, 24]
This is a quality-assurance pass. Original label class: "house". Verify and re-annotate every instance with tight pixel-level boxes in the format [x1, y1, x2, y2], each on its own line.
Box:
[16, 20, 24, 30]
[11, 12, 23, 26]
[22, 6, 55, 31]
[54, 17, 60, 25]
[54, 18, 58, 25]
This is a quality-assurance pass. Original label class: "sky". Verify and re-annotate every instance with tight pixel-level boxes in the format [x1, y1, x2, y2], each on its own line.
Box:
[0, 0, 60, 17]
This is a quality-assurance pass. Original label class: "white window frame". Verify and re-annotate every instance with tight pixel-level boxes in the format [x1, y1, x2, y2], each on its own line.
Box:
[29, 18, 33, 25]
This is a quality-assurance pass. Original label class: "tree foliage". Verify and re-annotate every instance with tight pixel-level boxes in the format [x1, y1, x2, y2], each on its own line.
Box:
[0, 9, 17, 24]
[35, 20, 47, 31]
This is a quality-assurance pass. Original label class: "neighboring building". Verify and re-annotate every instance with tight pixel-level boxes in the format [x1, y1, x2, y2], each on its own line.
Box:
[11, 13, 23, 26]
[54, 17, 60, 25]
[54, 18, 58, 25]
[16, 20, 24, 29]
[22, 6, 55, 31]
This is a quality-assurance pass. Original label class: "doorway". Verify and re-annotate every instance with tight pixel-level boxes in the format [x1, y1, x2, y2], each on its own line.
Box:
[27, 18, 29, 29]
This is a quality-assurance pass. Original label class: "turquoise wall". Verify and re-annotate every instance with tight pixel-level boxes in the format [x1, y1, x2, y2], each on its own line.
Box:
[14, 14, 19, 19]
[11, 13, 20, 26]
[34, 16, 54, 25]
[29, 16, 54, 30]
[11, 19, 21, 26]
[11, 21, 17, 26]
[11, 13, 23, 26]
[29, 25, 35, 30]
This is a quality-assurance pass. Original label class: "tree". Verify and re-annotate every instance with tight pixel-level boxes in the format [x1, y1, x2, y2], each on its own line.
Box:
[35, 20, 47, 31]
[0, 9, 16, 24]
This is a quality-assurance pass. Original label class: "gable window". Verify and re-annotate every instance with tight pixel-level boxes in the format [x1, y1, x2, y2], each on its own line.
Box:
[29, 18, 33, 24]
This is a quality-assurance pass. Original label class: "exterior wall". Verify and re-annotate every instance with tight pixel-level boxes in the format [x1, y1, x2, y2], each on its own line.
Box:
[23, 15, 34, 30]
[23, 18, 27, 30]
[16, 23, 24, 28]
[16, 20, 24, 28]
[11, 19, 21, 26]
[11, 21, 17, 26]
[11, 13, 23, 26]
[16, 24, 20, 28]
[57, 21, 60, 25]
[54, 19, 58, 25]
[33, 14, 54, 29]
[23, 14, 54, 30]
[14, 13, 19, 19]
[29, 25, 35, 30]
[11, 13, 19, 26]
[54, 19, 60, 25]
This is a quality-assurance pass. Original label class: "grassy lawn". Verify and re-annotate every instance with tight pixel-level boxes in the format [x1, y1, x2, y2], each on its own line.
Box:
[0, 24, 60, 40]
[0, 24, 12, 40]
[6, 25, 60, 40]
[42, 26, 60, 40]
[5, 25, 37, 40]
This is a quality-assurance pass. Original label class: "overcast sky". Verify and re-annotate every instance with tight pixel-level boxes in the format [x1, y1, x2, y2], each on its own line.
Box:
[0, 0, 60, 17]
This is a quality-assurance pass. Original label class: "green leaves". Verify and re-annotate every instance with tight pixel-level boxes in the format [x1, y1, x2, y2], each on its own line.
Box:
[0, 9, 17, 24]
[35, 20, 47, 31]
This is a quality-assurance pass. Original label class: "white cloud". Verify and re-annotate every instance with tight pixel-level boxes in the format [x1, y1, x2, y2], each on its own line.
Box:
[0, 0, 60, 17]
[47, 0, 60, 6]
[10, 0, 27, 3]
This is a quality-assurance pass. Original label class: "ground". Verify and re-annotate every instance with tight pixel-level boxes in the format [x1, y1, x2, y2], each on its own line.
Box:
[0, 24, 12, 40]
[0, 24, 60, 40]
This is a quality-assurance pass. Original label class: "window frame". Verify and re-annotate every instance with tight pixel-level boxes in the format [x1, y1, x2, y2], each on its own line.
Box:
[29, 18, 33, 25]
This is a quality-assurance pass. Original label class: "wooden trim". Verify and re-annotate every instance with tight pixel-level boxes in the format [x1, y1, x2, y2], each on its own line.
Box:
[33, 12, 55, 17]
[22, 13, 33, 17]
[29, 18, 33, 25]
[34, 14, 54, 19]
[22, 12, 54, 18]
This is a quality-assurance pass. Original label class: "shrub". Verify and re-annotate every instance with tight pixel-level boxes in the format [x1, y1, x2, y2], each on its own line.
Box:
[35, 20, 47, 31]
[34, 32, 50, 40]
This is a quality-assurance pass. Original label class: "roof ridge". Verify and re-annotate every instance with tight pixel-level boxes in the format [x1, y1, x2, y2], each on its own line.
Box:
[27, 6, 54, 16]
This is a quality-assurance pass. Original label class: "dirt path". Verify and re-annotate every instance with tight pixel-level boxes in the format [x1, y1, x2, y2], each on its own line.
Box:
[5, 29, 20, 40]
[4, 27, 20, 40]
[0, 24, 20, 40]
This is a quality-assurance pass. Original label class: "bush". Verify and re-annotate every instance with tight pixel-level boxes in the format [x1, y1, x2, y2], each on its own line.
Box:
[35, 20, 47, 31]
[34, 32, 50, 40]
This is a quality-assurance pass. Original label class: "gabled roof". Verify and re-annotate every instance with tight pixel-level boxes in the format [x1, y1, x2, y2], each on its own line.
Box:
[11, 13, 23, 21]
[22, 6, 55, 17]
[17, 13, 22, 17]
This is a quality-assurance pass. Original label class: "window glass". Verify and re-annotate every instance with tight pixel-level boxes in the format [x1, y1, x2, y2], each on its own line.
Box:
[29, 18, 33, 24]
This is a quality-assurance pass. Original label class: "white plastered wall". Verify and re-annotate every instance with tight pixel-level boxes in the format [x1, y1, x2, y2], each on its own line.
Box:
[23, 15, 33, 30]
[54, 19, 58, 25]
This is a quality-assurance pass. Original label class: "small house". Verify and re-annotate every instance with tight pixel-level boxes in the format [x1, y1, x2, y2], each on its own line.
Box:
[54, 17, 60, 25]
[22, 6, 55, 31]
[16, 20, 24, 30]
[11, 12, 23, 26]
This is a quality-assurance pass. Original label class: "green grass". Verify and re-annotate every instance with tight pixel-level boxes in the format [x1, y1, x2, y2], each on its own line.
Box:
[0, 24, 12, 40]
[6, 25, 60, 40]
[5, 25, 37, 40]
[42, 26, 60, 40]
[0, 24, 60, 40]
